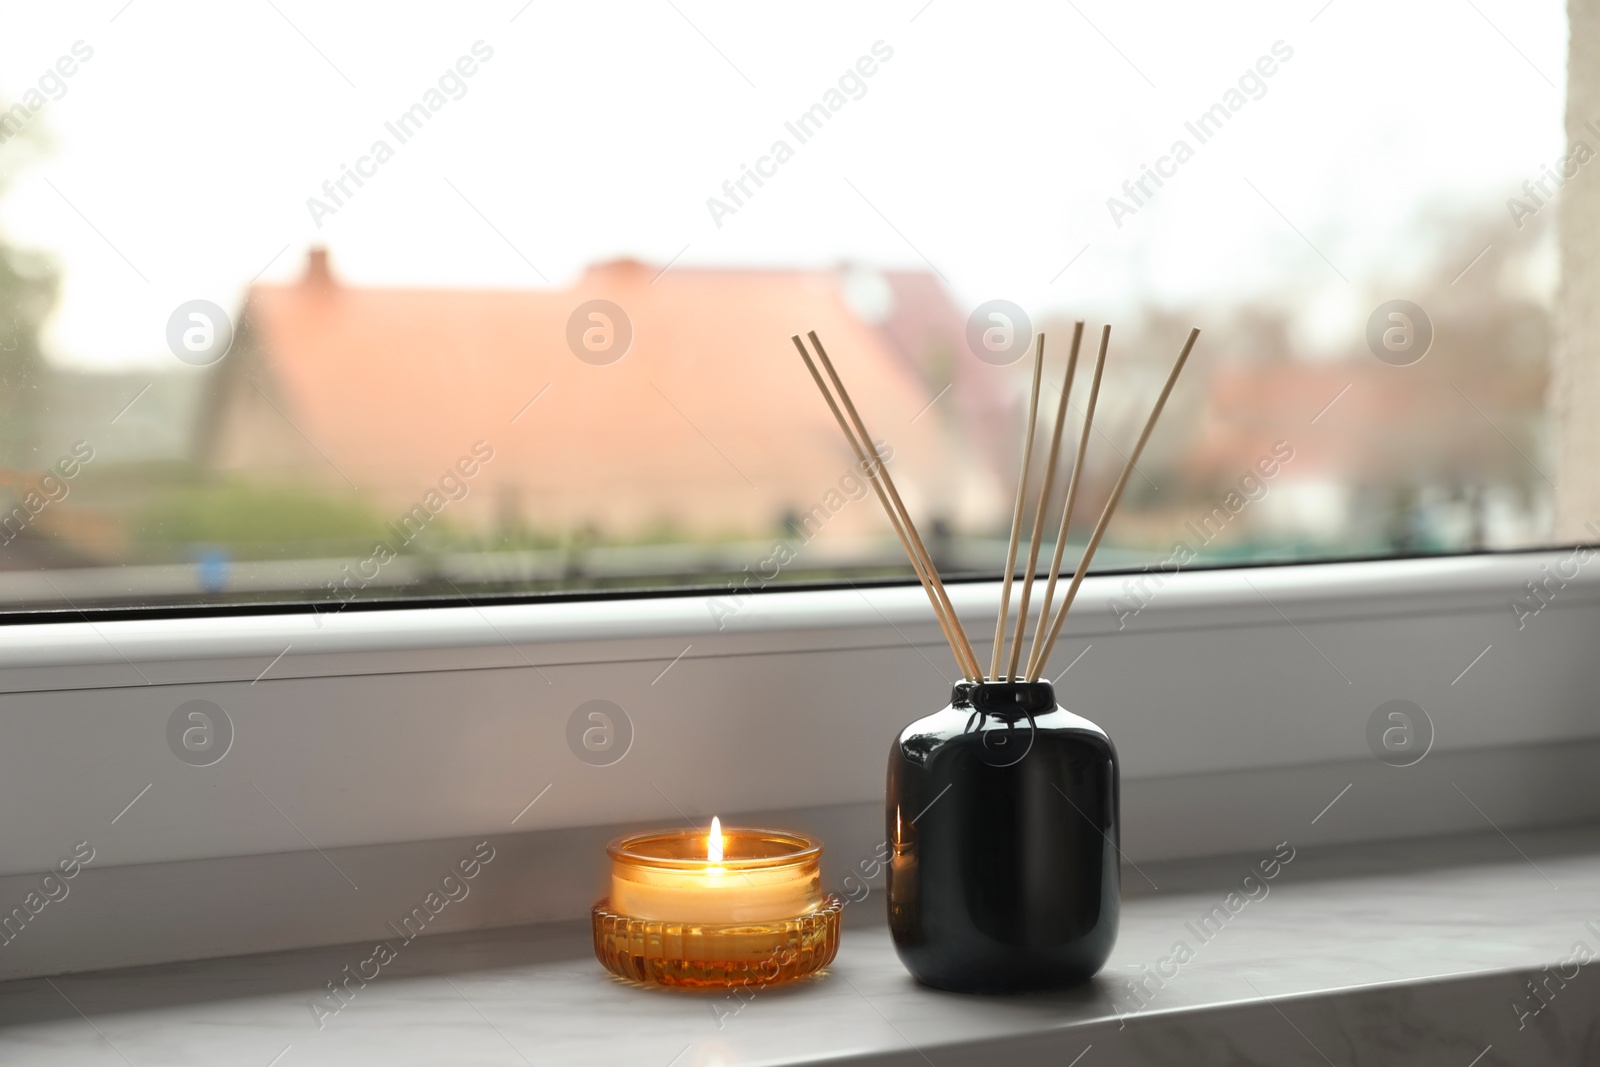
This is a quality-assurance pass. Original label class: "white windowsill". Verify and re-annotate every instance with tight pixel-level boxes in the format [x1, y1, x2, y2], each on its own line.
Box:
[4, 822, 1595, 1065]
[2, 550, 1597, 979]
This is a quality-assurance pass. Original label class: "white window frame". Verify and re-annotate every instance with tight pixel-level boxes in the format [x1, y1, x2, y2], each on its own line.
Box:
[4, 549, 1599, 977]
[3, 548, 1596, 873]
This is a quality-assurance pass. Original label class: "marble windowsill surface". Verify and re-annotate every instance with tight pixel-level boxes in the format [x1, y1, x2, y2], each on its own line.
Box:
[2, 824, 1598, 1067]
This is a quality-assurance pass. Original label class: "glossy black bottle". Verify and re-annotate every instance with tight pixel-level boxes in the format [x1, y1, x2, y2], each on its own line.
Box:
[886, 679, 1119, 992]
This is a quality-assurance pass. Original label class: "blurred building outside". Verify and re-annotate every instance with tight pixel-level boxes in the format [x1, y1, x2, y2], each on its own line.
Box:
[0, 244, 1558, 607]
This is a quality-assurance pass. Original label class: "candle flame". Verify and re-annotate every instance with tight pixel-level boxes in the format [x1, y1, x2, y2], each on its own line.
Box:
[708, 816, 724, 864]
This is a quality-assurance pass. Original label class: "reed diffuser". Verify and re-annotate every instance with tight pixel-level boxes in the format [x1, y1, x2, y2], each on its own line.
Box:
[791, 322, 1199, 992]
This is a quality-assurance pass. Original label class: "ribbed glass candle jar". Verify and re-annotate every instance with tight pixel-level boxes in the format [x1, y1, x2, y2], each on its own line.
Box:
[593, 826, 841, 989]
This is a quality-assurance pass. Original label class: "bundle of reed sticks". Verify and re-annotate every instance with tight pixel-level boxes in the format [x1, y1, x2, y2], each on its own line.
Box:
[791, 323, 1200, 683]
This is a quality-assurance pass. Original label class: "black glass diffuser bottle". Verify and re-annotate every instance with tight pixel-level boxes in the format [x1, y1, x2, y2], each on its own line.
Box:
[886, 679, 1119, 993]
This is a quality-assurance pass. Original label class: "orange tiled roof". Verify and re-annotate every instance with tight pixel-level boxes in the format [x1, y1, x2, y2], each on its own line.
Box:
[210, 253, 1004, 539]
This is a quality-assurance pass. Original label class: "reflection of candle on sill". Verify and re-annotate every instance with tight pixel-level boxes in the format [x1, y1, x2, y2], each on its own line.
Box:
[609, 817, 823, 924]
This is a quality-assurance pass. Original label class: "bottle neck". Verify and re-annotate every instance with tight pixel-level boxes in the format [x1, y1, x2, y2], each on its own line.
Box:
[951, 679, 1056, 719]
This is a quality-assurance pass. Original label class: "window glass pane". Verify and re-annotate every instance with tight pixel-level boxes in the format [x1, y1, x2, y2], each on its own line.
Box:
[0, 1, 1571, 611]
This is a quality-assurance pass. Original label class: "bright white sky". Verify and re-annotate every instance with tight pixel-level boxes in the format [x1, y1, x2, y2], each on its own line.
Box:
[0, 0, 1568, 368]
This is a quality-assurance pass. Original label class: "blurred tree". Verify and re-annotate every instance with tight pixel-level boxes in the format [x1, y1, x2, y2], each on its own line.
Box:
[1040, 208, 1552, 560]
[0, 103, 58, 469]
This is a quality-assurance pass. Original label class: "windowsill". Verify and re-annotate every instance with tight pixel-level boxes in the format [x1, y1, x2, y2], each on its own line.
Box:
[3, 821, 1593, 1065]
[4, 548, 1599, 982]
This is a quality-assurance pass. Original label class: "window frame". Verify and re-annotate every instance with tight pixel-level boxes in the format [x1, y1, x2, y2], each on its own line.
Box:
[3, 547, 1596, 870]
[4, 546, 1599, 978]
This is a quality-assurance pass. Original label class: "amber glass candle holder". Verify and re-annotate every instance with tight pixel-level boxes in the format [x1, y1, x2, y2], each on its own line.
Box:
[592, 826, 841, 989]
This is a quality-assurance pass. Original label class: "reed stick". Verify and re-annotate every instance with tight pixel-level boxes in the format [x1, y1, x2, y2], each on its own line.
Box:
[1025, 324, 1109, 680]
[790, 334, 973, 679]
[990, 333, 1046, 680]
[1033, 327, 1201, 677]
[807, 331, 984, 681]
[792, 333, 984, 681]
[1003, 322, 1083, 680]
